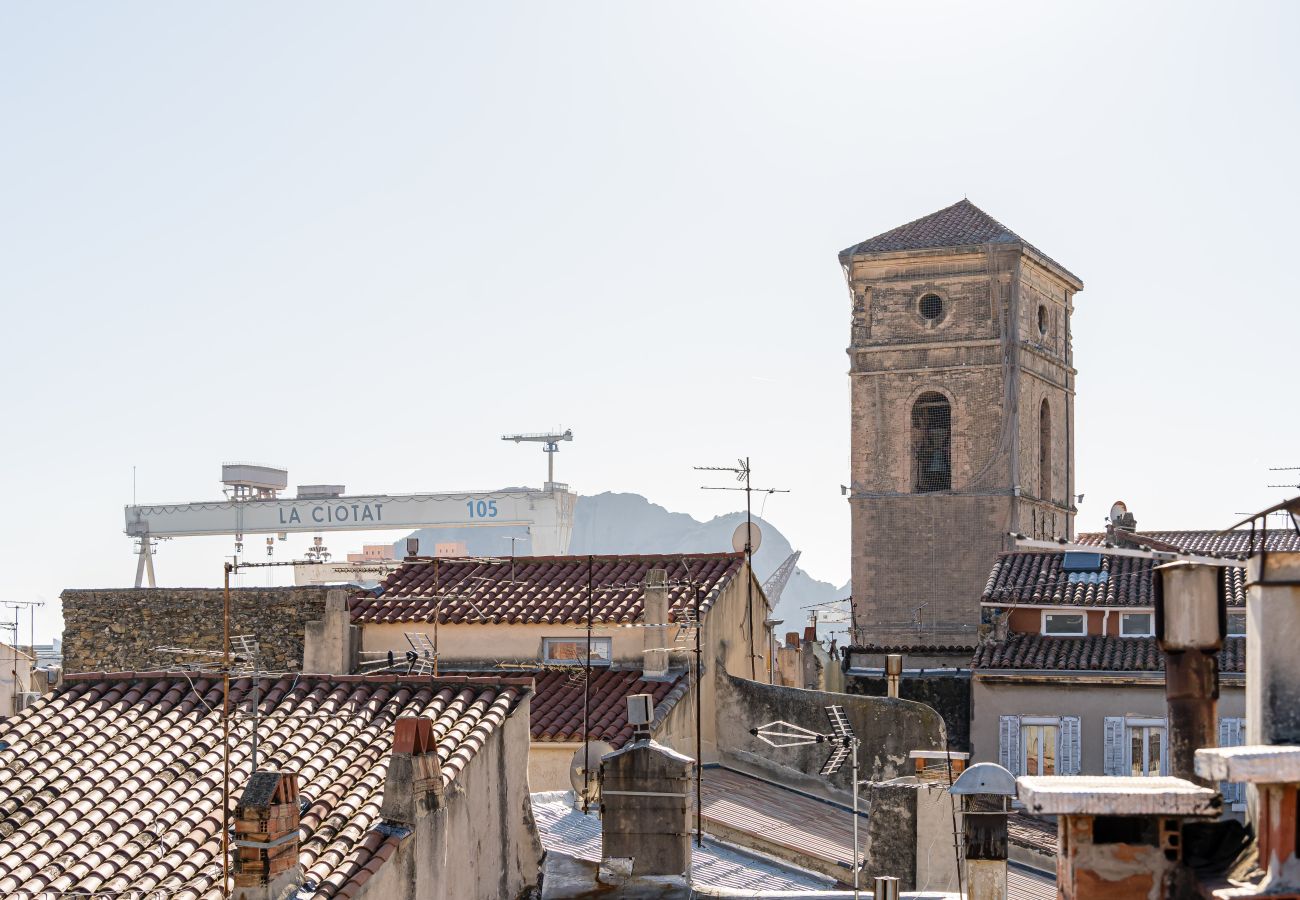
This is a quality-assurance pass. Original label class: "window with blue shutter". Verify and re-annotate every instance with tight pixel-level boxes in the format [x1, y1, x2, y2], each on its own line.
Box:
[999, 715, 1021, 777]
[1103, 716, 1126, 776]
[1060, 716, 1082, 775]
[1219, 717, 1246, 805]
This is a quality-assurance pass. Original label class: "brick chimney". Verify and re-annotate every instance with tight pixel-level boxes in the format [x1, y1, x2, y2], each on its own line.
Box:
[232, 771, 301, 896]
[642, 569, 669, 678]
[379, 717, 444, 825]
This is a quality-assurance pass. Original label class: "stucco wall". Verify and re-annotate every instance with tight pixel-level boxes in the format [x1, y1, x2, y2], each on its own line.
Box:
[970, 676, 1246, 773]
[356, 694, 542, 900]
[715, 673, 945, 802]
[61, 587, 334, 674]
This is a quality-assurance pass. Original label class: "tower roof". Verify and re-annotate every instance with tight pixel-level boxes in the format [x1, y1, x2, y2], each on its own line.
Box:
[840, 199, 1082, 288]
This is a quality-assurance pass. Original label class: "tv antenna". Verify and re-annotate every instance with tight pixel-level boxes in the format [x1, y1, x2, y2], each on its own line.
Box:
[696, 457, 789, 680]
[751, 705, 863, 899]
[502, 429, 573, 487]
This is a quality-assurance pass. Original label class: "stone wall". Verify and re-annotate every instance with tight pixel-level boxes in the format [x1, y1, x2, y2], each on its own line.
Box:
[715, 671, 945, 801]
[61, 587, 335, 674]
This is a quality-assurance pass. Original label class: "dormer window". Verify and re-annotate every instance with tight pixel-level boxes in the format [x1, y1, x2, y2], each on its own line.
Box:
[1042, 611, 1086, 636]
[543, 637, 612, 666]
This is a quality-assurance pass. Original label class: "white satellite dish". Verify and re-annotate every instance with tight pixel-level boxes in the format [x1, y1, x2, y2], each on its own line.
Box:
[569, 740, 615, 808]
[1108, 500, 1129, 525]
[732, 521, 763, 555]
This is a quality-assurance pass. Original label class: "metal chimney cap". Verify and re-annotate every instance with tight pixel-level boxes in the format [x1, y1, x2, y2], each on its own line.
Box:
[949, 762, 1017, 796]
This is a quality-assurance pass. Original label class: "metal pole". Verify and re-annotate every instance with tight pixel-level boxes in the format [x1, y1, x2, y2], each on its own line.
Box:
[745, 458, 757, 681]
[695, 583, 703, 849]
[582, 555, 593, 813]
[852, 736, 860, 900]
[433, 557, 440, 677]
[221, 561, 232, 900]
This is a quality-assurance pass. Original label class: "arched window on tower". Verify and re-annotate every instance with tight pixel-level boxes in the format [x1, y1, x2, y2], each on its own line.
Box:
[1039, 399, 1052, 501]
[912, 392, 952, 493]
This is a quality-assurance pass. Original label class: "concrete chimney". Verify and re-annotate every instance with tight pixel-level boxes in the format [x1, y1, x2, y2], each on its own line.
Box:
[599, 734, 694, 878]
[302, 588, 359, 675]
[1247, 551, 1300, 746]
[643, 568, 669, 678]
[232, 771, 301, 898]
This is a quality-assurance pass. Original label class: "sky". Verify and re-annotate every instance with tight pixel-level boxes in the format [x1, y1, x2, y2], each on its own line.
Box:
[3, 2, 1298, 644]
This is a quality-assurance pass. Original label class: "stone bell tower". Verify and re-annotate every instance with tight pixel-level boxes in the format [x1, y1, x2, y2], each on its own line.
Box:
[842, 200, 1083, 653]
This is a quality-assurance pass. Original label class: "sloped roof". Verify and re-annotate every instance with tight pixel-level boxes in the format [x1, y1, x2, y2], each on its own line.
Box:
[972, 634, 1245, 674]
[1078, 529, 1300, 556]
[985, 526, 1300, 608]
[838, 199, 1082, 287]
[351, 553, 746, 625]
[453, 666, 690, 747]
[0, 672, 527, 899]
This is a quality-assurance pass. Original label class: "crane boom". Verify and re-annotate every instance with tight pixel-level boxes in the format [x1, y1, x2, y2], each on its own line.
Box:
[501, 429, 573, 487]
[761, 550, 802, 606]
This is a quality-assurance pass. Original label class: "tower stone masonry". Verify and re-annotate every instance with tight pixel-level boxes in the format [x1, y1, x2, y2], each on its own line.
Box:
[842, 200, 1083, 650]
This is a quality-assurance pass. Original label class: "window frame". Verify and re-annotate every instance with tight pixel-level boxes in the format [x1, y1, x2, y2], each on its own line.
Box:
[1125, 717, 1168, 777]
[911, 391, 953, 493]
[542, 636, 613, 667]
[1041, 610, 1087, 637]
[1119, 611, 1154, 638]
[1021, 717, 1060, 777]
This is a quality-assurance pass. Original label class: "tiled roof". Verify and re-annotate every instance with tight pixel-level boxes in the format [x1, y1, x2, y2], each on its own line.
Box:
[0, 672, 526, 899]
[352, 553, 745, 625]
[982, 551, 1250, 608]
[1078, 529, 1300, 556]
[1009, 810, 1057, 855]
[972, 634, 1245, 674]
[838, 199, 1082, 286]
[455, 667, 690, 747]
[846, 643, 976, 654]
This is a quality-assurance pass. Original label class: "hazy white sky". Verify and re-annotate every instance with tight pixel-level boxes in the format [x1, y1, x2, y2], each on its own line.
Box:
[3, 2, 1298, 643]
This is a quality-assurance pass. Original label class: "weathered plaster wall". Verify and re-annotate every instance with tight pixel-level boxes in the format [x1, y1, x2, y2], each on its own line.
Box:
[715, 673, 945, 801]
[860, 781, 962, 891]
[970, 677, 1246, 772]
[357, 695, 542, 900]
[847, 672, 972, 753]
[61, 587, 334, 674]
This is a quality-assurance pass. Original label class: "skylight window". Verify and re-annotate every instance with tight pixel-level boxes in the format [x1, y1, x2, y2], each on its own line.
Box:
[1062, 552, 1103, 572]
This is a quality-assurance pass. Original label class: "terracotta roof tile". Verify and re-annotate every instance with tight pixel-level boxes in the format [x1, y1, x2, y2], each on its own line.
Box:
[1078, 529, 1300, 556]
[983, 550, 1257, 608]
[972, 634, 1245, 674]
[0, 673, 524, 898]
[838, 199, 1082, 286]
[351, 553, 744, 626]
[457, 667, 689, 747]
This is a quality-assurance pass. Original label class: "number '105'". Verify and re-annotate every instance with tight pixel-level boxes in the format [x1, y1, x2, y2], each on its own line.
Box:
[467, 500, 498, 518]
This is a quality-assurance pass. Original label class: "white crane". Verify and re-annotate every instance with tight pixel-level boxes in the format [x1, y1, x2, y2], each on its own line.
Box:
[502, 429, 573, 488]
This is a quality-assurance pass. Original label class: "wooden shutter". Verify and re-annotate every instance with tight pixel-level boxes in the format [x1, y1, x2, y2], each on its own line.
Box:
[1060, 716, 1082, 775]
[1103, 716, 1126, 776]
[1000, 715, 1021, 776]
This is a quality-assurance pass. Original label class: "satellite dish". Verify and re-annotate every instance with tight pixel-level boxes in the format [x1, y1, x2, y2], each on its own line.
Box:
[732, 522, 762, 555]
[569, 740, 615, 808]
[1108, 500, 1129, 525]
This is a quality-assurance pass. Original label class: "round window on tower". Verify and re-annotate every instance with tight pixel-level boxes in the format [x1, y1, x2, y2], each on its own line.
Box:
[919, 293, 943, 321]
[1038, 304, 1048, 335]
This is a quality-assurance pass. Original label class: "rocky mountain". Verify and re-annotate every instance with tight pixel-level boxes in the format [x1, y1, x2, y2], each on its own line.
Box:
[401, 491, 848, 634]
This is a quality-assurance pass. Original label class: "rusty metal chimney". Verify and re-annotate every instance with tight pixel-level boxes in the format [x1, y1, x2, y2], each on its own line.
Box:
[1156, 562, 1222, 787]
